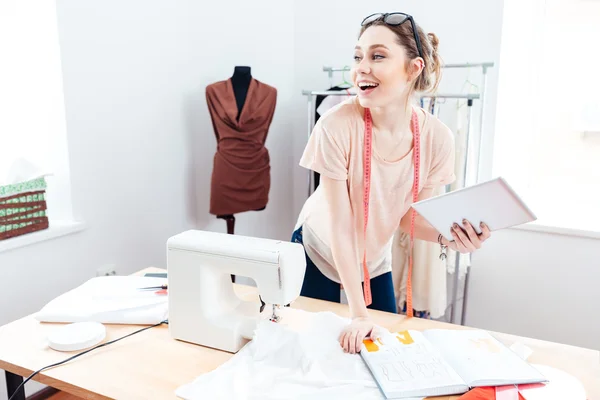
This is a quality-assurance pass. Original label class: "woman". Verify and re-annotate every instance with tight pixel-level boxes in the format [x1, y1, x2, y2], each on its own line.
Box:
[292, 12, 492, 354]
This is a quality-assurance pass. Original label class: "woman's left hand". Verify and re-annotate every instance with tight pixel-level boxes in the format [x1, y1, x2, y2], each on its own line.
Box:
[443, 220, 491, 253]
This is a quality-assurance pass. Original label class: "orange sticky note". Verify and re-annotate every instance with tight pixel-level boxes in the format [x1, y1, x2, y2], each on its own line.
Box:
[362, 338, 380, 352]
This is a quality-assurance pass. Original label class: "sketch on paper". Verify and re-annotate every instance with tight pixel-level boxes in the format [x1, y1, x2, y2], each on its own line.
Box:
[416, 357, 448, 379]
[381, 361, 413, 382]
[378, 356, 450, 383]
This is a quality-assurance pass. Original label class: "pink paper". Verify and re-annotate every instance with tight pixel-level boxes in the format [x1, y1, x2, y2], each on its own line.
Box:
[496, 385, 519, 400]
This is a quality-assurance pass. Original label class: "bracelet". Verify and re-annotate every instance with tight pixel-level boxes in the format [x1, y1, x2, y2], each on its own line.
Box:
[438, 233, 448, 260]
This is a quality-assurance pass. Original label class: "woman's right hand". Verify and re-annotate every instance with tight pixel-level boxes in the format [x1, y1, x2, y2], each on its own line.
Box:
[339, 316, 384, 354]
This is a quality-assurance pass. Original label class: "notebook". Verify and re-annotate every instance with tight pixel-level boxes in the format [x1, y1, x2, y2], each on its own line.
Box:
[411, 177, 536, 242]
[360, 328, 547, 399]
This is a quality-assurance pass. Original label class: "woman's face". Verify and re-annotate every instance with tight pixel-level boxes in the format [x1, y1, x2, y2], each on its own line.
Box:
[351, 25, 415, 109]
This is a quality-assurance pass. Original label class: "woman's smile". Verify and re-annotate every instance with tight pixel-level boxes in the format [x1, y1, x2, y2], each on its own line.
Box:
[357, 80, 380, 96]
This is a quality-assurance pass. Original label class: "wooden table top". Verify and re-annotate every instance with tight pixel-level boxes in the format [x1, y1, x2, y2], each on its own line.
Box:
[0, 267, 598, 400]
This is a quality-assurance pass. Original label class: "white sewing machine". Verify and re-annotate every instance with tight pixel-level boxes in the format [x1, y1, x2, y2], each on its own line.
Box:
[166, 229, 306, 353]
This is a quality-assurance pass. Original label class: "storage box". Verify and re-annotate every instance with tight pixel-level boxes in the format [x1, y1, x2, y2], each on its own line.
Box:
[0, 176, 49, 240]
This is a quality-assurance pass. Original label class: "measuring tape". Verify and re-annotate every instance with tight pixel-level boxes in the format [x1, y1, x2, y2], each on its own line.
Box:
[362, 109, 374, 306]
[362, 107, 421, 317]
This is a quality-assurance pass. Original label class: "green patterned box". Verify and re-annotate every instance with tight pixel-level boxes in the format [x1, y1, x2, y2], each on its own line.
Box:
[0, 176, 49, 240]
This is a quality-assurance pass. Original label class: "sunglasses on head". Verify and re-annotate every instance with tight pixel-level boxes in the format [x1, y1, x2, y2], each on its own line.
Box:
[361, 12, 424, 61]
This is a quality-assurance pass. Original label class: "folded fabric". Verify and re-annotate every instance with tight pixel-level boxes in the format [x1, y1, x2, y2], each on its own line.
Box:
[35, 276, 168, 325]
[175, 309, 423, 400]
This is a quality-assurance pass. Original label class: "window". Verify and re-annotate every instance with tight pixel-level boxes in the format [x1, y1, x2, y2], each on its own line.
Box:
[493, 0, 600, 233]
[0, 1, 74, 223]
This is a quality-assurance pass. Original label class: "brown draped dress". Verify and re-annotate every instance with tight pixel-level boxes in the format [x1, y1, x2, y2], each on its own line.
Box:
[206, 78, 277, 216]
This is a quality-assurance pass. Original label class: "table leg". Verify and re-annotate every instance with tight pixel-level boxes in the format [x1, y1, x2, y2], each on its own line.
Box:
[5, 371, 25, 400]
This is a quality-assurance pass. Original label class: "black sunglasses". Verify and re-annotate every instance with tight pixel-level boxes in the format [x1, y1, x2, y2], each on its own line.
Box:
[361, 12, 424, 61]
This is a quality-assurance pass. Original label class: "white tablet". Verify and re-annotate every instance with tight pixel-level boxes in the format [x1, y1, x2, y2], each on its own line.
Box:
[411, 177, 537, 242]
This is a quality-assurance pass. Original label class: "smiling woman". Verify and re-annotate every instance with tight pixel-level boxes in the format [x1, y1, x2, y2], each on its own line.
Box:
[353, 12, 441, 108]
[291, 12, 492, 355]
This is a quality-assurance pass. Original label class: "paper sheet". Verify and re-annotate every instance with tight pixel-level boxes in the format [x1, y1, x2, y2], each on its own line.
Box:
[175, 309, 423, 400]
[422, 329, 546, 386]
[35, 276, 168, 325]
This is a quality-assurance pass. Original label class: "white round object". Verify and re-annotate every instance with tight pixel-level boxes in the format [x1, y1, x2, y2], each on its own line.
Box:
[520, 364, 587, 400]
[47, 322, 106, 352]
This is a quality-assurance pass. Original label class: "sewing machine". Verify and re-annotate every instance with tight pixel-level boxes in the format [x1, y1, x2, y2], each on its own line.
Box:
[166, 229, 306, 353]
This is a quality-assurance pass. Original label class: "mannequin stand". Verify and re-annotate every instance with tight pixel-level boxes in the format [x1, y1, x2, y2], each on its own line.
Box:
[217, 214, 236, 282]
[216, 207, 265, 236]
[217, 214, 236, 235]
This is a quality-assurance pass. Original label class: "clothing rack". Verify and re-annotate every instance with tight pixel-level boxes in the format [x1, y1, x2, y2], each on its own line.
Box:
[301, 62, 495, 326]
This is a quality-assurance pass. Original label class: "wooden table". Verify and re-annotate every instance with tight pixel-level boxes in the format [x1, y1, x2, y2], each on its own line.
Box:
[1, 267, 598, 400]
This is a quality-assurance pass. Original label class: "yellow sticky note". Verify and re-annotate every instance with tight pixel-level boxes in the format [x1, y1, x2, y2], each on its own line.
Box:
[395, 330, 414, 345]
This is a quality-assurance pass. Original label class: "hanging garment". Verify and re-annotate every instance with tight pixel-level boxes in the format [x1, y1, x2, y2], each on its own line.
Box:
[391, 184, 448, 319]
[206, 78, 277, 216]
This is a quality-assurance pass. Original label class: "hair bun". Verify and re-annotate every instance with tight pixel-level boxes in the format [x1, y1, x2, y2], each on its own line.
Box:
[427, 32, 439, 55]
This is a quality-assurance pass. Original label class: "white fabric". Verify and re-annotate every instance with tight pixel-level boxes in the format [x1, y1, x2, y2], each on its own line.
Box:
[175, 309, 423, 400]
[35, 276, 168, 325]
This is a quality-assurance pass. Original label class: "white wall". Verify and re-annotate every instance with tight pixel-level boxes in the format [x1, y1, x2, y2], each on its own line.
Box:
[467, 228, 600, 351]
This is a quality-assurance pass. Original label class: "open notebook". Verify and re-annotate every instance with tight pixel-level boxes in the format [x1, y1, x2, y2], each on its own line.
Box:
[360, 328, 547, 399]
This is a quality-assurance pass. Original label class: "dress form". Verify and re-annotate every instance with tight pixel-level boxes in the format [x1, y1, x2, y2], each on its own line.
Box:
[216, 66, 266, 239]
